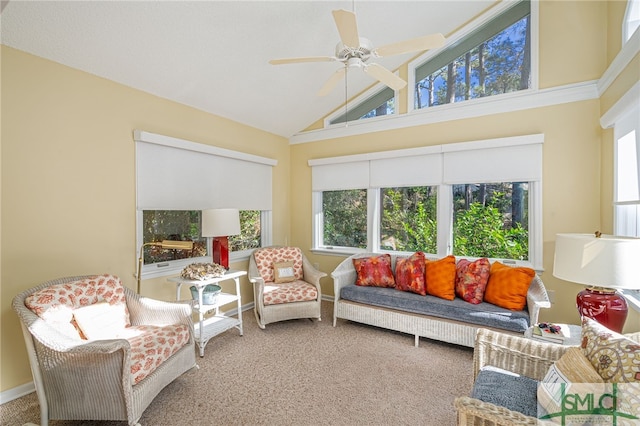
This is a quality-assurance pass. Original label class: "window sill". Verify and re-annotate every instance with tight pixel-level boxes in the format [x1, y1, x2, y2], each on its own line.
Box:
[140, 253, 252, 281]
[620, 289, 640, 313]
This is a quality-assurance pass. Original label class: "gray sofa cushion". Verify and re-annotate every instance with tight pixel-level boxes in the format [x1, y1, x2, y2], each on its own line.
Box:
[340, 285, 530, 333]
[471, 368, 539, 417]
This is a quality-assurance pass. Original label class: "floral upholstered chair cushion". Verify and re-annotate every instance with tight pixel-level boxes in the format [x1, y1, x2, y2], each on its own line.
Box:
[25, 274, 190, 385]
[253, 247, 318, 306]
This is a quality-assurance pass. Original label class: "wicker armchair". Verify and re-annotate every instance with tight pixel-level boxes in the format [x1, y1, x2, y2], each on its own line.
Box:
[249, 246, 326, 328]
[455, 328, 640, 425]
[12, 275, 197, 426]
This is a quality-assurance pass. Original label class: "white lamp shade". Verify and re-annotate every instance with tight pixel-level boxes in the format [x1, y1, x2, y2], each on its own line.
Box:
[553, 233, 640, 289]
[201, 208, 241, 237]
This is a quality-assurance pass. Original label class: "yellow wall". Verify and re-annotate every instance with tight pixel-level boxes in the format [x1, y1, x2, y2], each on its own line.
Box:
[2, 0, 640, 396]
[0, 46, 290, 392]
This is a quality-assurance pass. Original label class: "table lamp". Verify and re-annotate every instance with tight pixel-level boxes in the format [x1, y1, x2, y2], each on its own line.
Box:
[137, 240, 194, 293]
[553, 232, 640, 332]
[202, 208, 241, 269]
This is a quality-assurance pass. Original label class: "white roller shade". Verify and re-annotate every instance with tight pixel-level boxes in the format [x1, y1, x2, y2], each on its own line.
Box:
[311, 161, 369, 191]
[310, 135, 543, 190]
[135, 131, 275, 211]
[370, 154, 442, 188]
[443, 143, 542, 184]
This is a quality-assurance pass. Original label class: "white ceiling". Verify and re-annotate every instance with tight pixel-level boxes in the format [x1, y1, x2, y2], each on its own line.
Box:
[1, 0, 496, 139]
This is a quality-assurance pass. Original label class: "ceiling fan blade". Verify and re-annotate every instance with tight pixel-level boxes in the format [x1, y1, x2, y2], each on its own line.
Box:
[332, 9, 360, 47]
[269, 56, 336, 65]
[317, 67, 346, 96]
[364, 63, 407, 91]
[374, 33, 445, 57]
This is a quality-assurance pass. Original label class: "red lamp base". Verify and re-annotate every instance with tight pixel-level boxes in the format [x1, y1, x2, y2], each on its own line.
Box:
[576, 287, 628, 333]
[212, 236, 229, 269]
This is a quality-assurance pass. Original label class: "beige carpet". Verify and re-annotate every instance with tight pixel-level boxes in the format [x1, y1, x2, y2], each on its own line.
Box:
[1, 301, 473, 426]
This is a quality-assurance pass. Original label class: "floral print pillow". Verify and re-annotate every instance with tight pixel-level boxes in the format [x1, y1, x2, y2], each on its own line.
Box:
[581, 317, 640, 383]
[581, 317, 640, 418]
[454, 258, 490, 304]
[395, 252, 426, 295]
[352, 254, 395, 288]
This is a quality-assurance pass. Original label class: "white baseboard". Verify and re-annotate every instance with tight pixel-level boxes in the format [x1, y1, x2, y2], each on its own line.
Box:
[0, 382, 35, 405]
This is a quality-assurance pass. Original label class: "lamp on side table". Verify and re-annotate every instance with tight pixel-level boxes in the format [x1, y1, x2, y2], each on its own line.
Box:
[201, 208, 241, 269]
[553, 232, 640, 333]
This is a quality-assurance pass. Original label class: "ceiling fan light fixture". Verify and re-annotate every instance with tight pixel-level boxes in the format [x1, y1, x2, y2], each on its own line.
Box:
[347, 57, 364, 68]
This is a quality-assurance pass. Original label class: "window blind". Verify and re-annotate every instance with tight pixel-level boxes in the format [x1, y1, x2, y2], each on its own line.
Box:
[135, 131, 276, 211]
[442, 143, 542, 184]
[311, 161, 369, 191]
[370, 154, 443, 187]
[309, 135, 543, 191]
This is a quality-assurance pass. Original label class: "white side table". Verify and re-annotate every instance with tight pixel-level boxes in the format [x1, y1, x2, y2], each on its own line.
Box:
[168, 269, 247, 357]
[524, 323, 582, 346]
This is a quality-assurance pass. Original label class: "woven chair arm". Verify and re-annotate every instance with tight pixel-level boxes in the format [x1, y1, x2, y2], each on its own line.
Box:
[454, 396, 539, 425]
[302, 256, 327, 286]
[248, 254, 263, 284]
[248, 253, 266, 312]
[125, 288, 192, 326]
[331, 254, 361, 299]
[526, 275, 551, 325]
[473, 329, 569, 381]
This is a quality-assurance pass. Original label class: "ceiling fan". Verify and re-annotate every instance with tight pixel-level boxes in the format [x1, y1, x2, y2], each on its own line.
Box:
[269, 9, 445, 96]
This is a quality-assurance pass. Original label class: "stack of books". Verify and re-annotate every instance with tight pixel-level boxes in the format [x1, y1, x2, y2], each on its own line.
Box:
[531, 322, 570, 343]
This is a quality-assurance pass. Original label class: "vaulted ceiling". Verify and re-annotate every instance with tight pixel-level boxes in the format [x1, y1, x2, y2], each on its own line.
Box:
[1, 1, 497, 138]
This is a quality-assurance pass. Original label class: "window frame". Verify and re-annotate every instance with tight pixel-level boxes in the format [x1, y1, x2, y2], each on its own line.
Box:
[623, 0, 640, 43]
[608, 91, 640, 312]
[310, 135, 543, 270]
[324, 76, 400, 128]
[407, 0, 538, 115]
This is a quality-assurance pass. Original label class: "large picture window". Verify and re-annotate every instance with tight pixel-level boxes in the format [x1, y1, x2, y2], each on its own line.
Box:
[310, 135, 543, 268]
[135, 131, 276, 279]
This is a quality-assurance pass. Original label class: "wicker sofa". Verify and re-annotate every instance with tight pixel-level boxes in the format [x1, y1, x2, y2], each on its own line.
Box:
[332, 253, 551, 347]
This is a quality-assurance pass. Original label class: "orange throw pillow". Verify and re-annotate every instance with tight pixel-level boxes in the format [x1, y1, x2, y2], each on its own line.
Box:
[352, 254, 395, 288]
[425, 255, 456, 300]
[484, 262, 535, 310]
